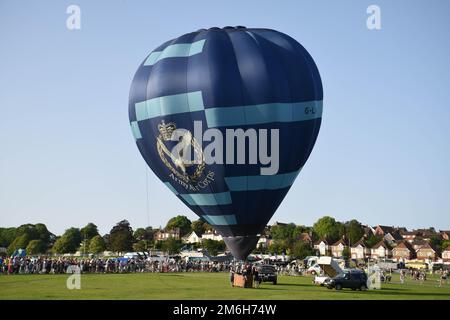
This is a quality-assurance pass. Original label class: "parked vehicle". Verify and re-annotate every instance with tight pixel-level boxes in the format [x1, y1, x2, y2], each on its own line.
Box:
[325, 269, 368, 291]
[256, 264, 278, 285]
[313, 256, 344, 285]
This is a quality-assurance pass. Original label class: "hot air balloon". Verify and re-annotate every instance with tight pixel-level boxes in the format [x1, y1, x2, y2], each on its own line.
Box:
[129, 27, 322, 260]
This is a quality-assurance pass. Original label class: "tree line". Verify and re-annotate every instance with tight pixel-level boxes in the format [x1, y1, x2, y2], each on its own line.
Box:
[0, 216, 222, 256]
[2, 216, 448, 259]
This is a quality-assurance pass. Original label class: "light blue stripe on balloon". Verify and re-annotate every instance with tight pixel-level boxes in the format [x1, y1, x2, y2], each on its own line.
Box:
[164, 182, 179, 195]
[180, 192, 232, 206]
[205, 100, 322, 127]
[224, 169, 301, 191]
[135, 91, 204, 121]
[144, 39, 206, 66]
[144, 52, 161, 65]
[130, 121, 142, 140]
[203, 215, 237, 225]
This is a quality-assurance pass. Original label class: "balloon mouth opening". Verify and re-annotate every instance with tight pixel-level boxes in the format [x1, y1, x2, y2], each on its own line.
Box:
[223, 235, 259, 260]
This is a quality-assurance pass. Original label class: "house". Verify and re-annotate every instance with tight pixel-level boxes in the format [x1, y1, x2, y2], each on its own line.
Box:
[413, 228, 438, 241]
[374, 225, 397, 237]
[314, 238, 331, 256]
[416, 243, 437, 261]
[400, 231, 419, 243]
[272, 221, 288, 227]
[182, 231, 201, 244]
[351, 239, 370, 260]
[331, 238, 349, 258]
[411, 238, 429, 250]
[298, 233, 313, 247]
[442, 246, 450, 262]
[370, 240, 392, 260]
[383, 231, 404, 245]
[257, 235, 271, 249]
[392, 241, 415, 261]
[155, 228, 180, 241]
[363, 226, 375, 237]
[440, 231, 450, 241]
[201, 230, 223, 241]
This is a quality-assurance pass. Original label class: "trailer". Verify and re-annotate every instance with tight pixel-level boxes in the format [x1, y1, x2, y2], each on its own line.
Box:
[314, 256, 344, 285]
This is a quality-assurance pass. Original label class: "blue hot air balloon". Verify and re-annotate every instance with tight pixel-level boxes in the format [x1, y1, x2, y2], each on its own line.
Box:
[129, 27, 322, 260]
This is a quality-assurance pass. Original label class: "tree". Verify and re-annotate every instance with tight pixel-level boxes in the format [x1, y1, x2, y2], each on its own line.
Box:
[133, 240, 147, 252]
[191, 220, 208, 236]
[109, 220, 134, 253]
[52, 228, 82, 254]
[26, 239, 46, 255]
[5, 223, 54, 255]
[161, 237, 182, 254]
[442, 240, 450, 252]
[268, 240, 289, 255]
[34, 223, 52, 244]
[342, 247, 351, 261]
[134, 228, 147, 241]
[133, 227, 154, 242]
[429, 235, 443, 250]
[291, 241, 314, 260]
[0, 227, 17, 248]
[165, 215, 192, 236]
[344, 220, 365, 245]
[89, 235, 106, 254]
[80, 223, 99, 240]
[313, 216, 341, 243]
[201, 239, 226, 256]
[7, 233, 31, 255]
[365, 234, 382, 247]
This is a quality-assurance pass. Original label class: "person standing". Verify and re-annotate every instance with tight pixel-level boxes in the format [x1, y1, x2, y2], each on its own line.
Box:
[230, 266, 235, 287]
[400, 269, 405, 284]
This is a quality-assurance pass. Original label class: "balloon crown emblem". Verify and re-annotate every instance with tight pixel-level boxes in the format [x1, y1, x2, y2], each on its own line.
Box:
[157, 120, 176, 140]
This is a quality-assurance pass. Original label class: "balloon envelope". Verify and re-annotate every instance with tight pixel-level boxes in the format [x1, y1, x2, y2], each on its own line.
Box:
[129, 27, 322, 260]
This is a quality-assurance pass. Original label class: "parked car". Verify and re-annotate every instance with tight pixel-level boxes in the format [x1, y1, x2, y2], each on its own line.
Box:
[325, 270, 368, 291]
[256, 264, 277, 285]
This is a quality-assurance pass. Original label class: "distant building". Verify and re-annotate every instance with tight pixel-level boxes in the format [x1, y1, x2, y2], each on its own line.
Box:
[201, 230, 223, 241]
[392, 241, 415, 262]
[155, 228, 180, 241]
[182, 231, 201, 244]
[411, 238, 429, 250]
[374, 225, 397, 237]
[272, 221, 288, 227]
[383, 231, 404, 245]
[363, 226, 375, 237]
[351, 238, 370, 260]
[400, 231, 419, 243]
[440, 231, 450, 241]
[257, 235, 271, 249]
[298, 233, 313, 247]
[416, 243, 437, 261]
[314, 238, 331, 256]
[442, 246, 450, 262]
[331, 238, 349, 258]
[370, 240, 392, 260]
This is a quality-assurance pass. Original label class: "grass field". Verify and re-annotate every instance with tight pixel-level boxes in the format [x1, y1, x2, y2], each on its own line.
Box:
[1, 273, 449, 300]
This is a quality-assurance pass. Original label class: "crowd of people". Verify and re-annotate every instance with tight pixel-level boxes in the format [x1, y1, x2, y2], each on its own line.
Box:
[0, 256, 231, 275]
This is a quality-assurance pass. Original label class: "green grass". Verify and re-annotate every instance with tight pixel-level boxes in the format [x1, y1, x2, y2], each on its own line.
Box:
[0, 273, 449, 300]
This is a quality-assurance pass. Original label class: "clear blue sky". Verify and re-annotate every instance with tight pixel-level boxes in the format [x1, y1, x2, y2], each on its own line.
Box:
[1, 0, 449, 235]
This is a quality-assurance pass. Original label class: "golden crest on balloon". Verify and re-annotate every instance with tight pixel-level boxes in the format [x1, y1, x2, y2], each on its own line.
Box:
[156, 120, 205, 184]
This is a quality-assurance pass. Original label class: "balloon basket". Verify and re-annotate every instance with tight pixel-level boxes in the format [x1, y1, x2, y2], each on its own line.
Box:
[232, 274, 253, 288]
